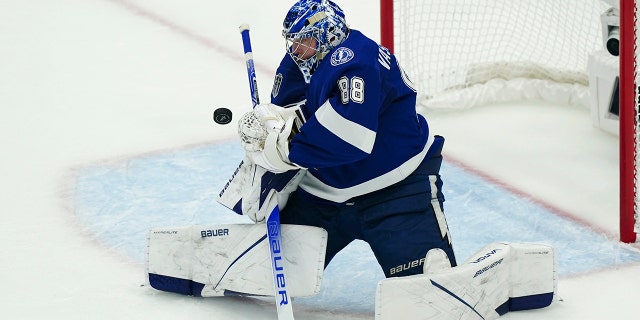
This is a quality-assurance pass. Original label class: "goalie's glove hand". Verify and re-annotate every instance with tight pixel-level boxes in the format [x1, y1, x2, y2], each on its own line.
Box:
[238, 103, 292, 152]
[238, 110, 268, 152]
[248, 116, 302, 173]
[254, 103, 287, 133]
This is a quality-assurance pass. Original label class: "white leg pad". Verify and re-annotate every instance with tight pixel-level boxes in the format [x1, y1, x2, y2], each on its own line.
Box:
[145, 223, 327, 297]
[376, 242, 556, 320]
[423, 248, 452, 274]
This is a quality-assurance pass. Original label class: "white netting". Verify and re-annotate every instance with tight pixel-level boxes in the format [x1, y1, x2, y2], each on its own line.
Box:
[391, 0, 639, 238]
[393, 0, 610, 110]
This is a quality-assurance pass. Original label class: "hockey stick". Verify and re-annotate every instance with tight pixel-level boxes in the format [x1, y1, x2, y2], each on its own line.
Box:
[239, 24, 295, 320]
[240, 24, 260, 108]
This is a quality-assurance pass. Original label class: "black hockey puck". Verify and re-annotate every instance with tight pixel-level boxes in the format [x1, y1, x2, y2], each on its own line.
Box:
[213, 107, 232, 124]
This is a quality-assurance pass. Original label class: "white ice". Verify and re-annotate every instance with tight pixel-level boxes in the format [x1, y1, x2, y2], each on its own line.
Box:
[2, 0, 639, 319]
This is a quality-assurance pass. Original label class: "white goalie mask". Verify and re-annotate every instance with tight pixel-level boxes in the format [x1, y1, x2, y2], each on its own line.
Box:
[282, 0, 349, 82]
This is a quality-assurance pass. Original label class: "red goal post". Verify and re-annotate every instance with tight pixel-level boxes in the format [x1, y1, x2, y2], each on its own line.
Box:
[620, 0, 638, 243]
[380, 0, 638, 243]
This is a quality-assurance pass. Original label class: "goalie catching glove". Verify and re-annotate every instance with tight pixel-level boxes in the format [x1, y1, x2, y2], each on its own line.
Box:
[238, 103, 305, 173]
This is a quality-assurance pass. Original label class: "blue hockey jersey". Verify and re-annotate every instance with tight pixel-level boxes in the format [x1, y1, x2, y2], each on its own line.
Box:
[271, 30, 433, 204]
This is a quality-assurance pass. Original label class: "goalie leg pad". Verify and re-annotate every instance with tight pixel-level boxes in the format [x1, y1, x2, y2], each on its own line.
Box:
[375, 242, 556, 320]
[145, 223, 327, 297]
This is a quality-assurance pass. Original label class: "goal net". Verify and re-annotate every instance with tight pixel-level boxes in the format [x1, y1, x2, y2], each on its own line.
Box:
[380, 0, 638, 243]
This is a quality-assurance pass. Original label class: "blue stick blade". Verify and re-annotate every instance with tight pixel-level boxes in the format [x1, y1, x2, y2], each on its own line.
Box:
[267, 205, 295, 319]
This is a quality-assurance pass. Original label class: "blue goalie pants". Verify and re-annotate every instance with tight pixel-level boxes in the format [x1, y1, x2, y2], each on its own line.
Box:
[280, 135, 456, 278]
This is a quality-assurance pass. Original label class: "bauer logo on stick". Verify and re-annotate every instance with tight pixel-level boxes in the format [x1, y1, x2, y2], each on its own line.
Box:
[213, 107, 233, 124]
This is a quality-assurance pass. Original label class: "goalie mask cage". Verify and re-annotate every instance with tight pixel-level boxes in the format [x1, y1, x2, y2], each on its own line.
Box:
[380, 0, 639, 243]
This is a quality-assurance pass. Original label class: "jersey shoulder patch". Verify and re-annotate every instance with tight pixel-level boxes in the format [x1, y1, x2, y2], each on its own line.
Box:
[330, 47, 355, 66]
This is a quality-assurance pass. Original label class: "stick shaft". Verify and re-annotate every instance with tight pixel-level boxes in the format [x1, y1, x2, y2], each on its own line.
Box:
[239, 24, 260, 108]
[239, 24, 294, 320]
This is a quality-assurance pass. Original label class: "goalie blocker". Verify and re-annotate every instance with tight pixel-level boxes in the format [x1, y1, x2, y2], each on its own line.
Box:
[376, 242, 557, 320]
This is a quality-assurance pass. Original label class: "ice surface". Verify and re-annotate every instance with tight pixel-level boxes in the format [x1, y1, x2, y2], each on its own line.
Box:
[2, 0, 639, 319]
